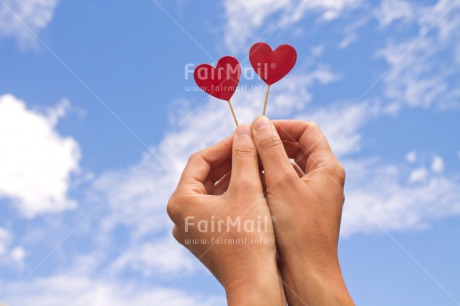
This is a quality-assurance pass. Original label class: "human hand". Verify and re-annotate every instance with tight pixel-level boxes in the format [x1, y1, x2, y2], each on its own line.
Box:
[251, 116, 354, 306]
[167, 125, 286, 306]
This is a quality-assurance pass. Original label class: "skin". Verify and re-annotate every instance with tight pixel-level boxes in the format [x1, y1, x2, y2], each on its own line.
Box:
[168, 117, 354, 305]
[167, 125, 286, 306]
[251, 116, 354, 306]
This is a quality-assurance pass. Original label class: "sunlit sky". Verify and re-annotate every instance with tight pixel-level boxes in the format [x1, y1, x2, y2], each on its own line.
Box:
[0, 0, 459, 305]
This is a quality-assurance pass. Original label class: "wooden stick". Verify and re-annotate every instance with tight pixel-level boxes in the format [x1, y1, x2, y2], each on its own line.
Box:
[227, 100, 239, 126]
[262, 85, 270, 116]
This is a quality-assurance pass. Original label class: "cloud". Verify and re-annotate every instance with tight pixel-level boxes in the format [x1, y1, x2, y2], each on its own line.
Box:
[408, 167, 428, 183]
[0, 227, 26, 267]
[9, 247, 26, 266]
[223, 0, 361, 53]
[302, 101, 380, 157]
[406, 151, 417, 163]
[109, 237, 196, 278]
[342, 158, 460, 236]
[0, 0, 59, 49]
[377, 0, 460, 112]
[338, 14, 371, 49]
[378, 38, 447, 111]
[0, 94, 81, 218]
[375, 0, 414, 27]
[431, 155, 444, 173]
[1, 274, 224, 306]
[0, 228, 10, 255]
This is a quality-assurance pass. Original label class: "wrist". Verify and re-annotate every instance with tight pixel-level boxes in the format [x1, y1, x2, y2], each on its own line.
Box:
[281, 255, 354, 306]
[225, 266, 286, 306]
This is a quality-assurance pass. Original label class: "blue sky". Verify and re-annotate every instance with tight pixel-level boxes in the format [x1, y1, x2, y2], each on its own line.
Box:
[0, 0, 459, 305]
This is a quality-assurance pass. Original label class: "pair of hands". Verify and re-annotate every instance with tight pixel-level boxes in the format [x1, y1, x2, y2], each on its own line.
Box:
[167, 116, 354, 306]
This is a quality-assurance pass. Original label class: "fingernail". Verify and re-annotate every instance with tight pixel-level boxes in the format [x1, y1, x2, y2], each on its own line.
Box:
[254, 116, 270, 131]
[236, 124, 251, 136]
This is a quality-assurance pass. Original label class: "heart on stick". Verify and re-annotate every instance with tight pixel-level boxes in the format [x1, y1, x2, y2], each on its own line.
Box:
[194, 56, 241, 126]
[249, 42, 297, 115]
[194, 56, 241, 101]
[249, 42, 297, 85]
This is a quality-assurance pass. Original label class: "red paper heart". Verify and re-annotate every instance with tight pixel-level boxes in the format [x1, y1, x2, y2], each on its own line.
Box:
[249, 42, 297, 85]
[194, 56, 241, 101]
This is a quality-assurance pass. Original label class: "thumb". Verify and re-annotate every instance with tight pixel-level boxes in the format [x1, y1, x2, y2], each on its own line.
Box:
[251, 116, 297, 185]
[228, 124, 263, 193]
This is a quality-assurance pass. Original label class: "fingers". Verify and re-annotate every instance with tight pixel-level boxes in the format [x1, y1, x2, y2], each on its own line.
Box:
[178, 136, 233, 194]
[272, 120, 337, 173]
[228, 125, 263, 193]
[251, 116, 298, 184]
[177, 119, 339, 196]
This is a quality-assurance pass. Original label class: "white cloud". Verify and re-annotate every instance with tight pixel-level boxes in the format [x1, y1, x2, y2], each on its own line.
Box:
[409, 167, 428, 183]
[0, 94, 80, 218]
[310, 45, 325, 56]
[2, 274, 224, 306]
[303, 102, 379, 158]
[0, 228, 26, 267]
[378, 38, 447, 109]
[419, 0, 460, 42]
[342, 159, 460, 236]
[223, 0, 361, 53]
[431, 155, 444, 173]
[9, 246, 26, 266]
[0, 0, 59, 49]
[338, 15, 371, 49]
[223, 0, 289, 53]
[377, 0, 460, 111]
[375, 0, 414, 27]
[109, 237, 196, 278]
[0, 228, 10, 255]
[406, 151, 417, 163]
[342, 0, 460, 236]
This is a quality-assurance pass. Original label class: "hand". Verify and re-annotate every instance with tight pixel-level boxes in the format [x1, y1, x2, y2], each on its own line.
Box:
[167, 125, 286, 306]
[251, 116, 354, 306]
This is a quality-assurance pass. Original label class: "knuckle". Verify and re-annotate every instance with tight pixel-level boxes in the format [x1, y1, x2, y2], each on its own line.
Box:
[166, 197, 180, 221]
[266, 170, 298, 189]
[234, 143, 256, 157]
[167, 193, 195, 222]
[235, 177, 257, 190]
[280, 171, 300, 187]
[326, 162, 346, 185]
[334, 163, 346, 182]
[258, 135, 283, 151]
[187, 151, 201, 163]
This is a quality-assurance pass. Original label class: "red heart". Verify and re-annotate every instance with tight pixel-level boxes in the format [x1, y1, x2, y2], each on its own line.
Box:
[194, 56, 241, 101]
[249, 42, 297, 85]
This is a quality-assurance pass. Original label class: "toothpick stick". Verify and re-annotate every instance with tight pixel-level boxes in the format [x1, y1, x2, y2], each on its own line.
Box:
[227, 100, 239, 126]
[262, 85, 270, 116]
